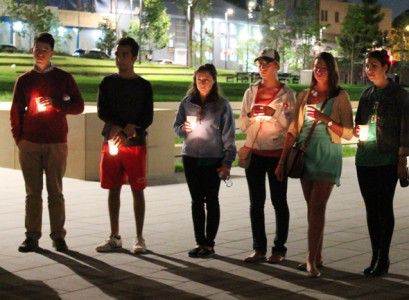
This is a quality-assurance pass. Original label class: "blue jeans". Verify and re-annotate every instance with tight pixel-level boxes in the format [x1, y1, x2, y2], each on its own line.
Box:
[245, 154, 289, 255]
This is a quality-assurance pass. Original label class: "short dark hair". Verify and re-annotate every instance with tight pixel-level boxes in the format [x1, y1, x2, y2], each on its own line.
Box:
[117, 37, 139, 57]
[34, 32, 55, 50]
[365, 49, 391, 72]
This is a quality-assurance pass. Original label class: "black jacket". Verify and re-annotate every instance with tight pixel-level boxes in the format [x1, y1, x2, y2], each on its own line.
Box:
[355, 79, 409, 156]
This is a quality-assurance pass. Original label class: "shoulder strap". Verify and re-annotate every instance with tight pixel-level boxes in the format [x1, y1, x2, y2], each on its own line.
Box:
[301, 97, 329, 150]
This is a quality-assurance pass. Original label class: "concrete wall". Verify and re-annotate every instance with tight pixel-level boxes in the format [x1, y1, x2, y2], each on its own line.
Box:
[0, 103, 175, 182]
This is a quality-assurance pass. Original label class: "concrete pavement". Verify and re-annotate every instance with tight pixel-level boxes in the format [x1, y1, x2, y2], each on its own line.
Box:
[1, 157, 409, 299]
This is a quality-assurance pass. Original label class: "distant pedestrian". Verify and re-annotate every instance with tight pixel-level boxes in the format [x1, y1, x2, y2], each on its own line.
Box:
[354, 50, 409, 277]
[276, 52, 353, 277]
[95, 37, 153, 254]
[174, 63, 236, 258]
[11, 32, 84, 252]
[239, 48, 296, 264]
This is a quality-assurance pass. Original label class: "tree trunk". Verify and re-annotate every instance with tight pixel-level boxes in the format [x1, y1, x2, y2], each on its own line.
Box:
[200, 17, 204, 65]
[349, 47, 354, 84]
[187, 15, 194, 67]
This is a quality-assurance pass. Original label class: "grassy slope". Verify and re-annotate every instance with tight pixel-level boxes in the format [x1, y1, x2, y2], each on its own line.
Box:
[0, 53, 370, 102]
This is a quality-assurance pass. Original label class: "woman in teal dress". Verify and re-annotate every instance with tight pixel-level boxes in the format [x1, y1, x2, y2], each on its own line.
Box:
[276, 52, 353, 277]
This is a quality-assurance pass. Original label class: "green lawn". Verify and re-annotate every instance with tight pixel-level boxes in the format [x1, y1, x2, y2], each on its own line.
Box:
[0, 53, 371, 102]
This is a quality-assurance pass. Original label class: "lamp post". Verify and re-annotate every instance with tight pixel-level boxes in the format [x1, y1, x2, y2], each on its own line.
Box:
[246, 1, 256, 73]
[224, 8, 234, 69]
[138, 0, 143, 63]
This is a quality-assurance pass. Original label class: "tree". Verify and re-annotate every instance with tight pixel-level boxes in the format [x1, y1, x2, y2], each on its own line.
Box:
[173, 0, 213, 67]
[338, 0, 384, 83]
[96, 18, 117, 56]
[390, 9, 409, 61]
[4, 0, 60, 49]
[126, 0, 170, 62]
[259, 0, 319, 71]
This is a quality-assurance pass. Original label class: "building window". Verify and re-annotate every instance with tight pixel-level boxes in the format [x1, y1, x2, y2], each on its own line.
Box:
[321, 10, 328, 22]
[174, 19, 186, 46]
[335, 12, 339, 23]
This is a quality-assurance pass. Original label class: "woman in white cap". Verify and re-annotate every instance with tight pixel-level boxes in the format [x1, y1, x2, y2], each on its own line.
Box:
[240, 48, 296, 264]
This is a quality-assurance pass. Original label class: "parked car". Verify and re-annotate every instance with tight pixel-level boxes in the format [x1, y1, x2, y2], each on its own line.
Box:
[158, 59, 173, 64]
[83, 50, 110, 59]
[0, 44, 18, 53]
[72, 49, 85, 57]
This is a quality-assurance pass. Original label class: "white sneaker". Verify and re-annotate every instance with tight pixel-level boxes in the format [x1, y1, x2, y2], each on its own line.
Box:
[132, 237, 147, 254]
[96, 236, 122, 252]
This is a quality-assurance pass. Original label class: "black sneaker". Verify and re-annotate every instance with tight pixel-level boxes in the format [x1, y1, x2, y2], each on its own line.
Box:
[53, 239, 68, 252]
[18, 238, 39, 252]
[188, 246, 202, 258]
[197, 247, 215, 258]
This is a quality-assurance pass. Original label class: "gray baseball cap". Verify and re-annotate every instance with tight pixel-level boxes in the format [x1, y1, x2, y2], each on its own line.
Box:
[254, 48, 280, 63]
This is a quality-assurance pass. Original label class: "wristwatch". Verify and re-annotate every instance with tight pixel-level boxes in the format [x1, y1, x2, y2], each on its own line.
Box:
[327, 121, 333, 127]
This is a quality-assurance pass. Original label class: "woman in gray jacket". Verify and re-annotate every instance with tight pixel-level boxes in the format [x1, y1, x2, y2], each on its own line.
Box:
[174, 64, 236, 258]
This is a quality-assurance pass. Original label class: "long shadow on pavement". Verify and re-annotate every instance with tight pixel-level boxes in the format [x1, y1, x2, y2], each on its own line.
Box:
[216, 256, 409, 299]
[138, 252, 315, 299]
[0, 266, 61, 299]
[38, 249, 207, 299]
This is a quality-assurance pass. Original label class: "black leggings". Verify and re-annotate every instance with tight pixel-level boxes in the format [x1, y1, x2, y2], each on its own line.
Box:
[183, 156, 221, 248]
[357, 165, 398, 259]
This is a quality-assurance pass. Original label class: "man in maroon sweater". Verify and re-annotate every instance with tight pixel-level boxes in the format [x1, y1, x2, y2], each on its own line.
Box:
[10, 32, 84, 252]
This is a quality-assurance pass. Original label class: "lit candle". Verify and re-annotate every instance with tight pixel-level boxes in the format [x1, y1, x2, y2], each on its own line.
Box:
[108, 139, 119, 155]
[359, 125, 369, 141]
[186, 115, 197, 130]
[36, 97, 46, 112]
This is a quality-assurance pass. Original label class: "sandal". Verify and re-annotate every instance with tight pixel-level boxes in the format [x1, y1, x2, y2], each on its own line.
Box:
[297, 261, 323, 271]
[244, 251, 266, 263]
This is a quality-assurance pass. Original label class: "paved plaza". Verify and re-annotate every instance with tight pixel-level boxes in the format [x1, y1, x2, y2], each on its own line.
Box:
[0, 157, 409, 299]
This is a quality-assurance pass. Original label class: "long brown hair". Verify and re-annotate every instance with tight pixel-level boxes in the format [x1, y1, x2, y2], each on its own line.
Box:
[310, 52, 341, 98]
[187, 63, 222, 102]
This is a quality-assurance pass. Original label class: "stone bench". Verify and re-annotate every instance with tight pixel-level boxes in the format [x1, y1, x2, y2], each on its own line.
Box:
[0, 103, 176, 182]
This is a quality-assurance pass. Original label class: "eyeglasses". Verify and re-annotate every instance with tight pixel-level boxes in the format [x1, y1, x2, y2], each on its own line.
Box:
[256, 62, 273, 69]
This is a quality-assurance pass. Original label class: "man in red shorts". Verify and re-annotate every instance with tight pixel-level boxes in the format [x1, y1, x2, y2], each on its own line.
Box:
[95, 37, 153, 253]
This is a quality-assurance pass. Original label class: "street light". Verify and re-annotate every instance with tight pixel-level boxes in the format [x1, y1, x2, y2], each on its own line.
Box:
[246, 1, 256, 72]
[224, 8, 234, 69]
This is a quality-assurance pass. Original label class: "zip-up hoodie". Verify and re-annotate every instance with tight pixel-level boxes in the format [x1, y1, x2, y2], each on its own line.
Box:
[174, 94, 236, 167]
[239, 81, 296, 150]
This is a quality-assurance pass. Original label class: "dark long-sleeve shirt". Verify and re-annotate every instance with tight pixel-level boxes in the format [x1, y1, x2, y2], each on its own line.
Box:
[10, 67, 84, 143]
[97, 74, 154, 146]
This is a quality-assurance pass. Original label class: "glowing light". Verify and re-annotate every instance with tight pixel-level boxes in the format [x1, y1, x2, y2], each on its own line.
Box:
[108, 139, 119, 155]
[359, 125, 369, 141]
[186, 115, 197, 130]
[36, 97, 46, 112]
[13, 21, 23, 32]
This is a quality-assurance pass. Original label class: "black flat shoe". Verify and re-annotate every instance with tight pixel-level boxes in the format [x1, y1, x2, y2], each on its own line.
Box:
[188, 246, 202, 258]
[18, 238, 39, 253]
[371, 259, 390, 277]
[363, 255, 378, 276]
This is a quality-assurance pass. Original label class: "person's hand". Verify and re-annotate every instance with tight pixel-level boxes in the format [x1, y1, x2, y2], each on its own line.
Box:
[112, 131, 128, 147]
[250, 105, 275, 117]
[109, 125, 122, 139]
[275, 161, 285, 182]
[123, 124, 137, 138]
[38, 96, 53, 107]
[183, 121, 193, 133]
[306, 105, 328, 123]
[398, 156, 408, 179]
[217, 165, 230, 180]
[353, 125, 360, 138]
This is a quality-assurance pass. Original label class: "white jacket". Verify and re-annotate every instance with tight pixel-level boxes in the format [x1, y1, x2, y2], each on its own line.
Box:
[239, 81, 296, 150]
